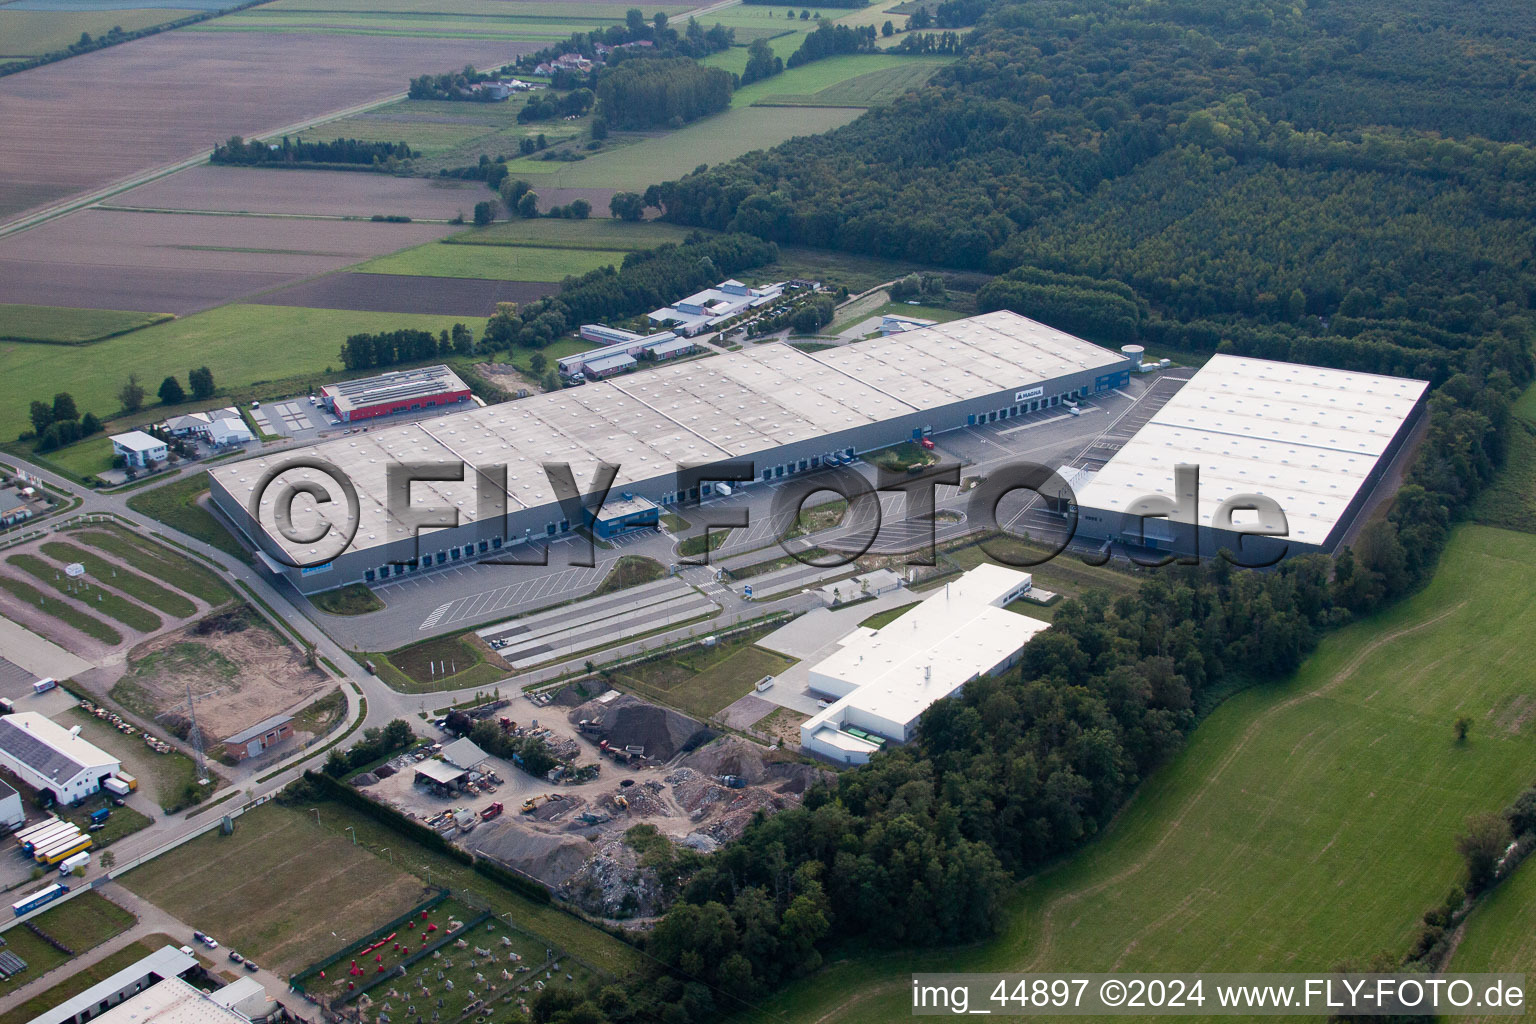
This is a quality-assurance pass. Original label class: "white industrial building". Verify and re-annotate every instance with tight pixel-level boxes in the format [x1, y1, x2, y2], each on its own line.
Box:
[109, 431, 167, 468]
[0, 713, 121, 805]
[1073, 354, 1429, 559]
[647, 278, 785, 335]
[0, 777, 24, 830]
[800, 565, 1051, 764]
[23, 945, 202, 1024]
[210, 311, 1134, 593]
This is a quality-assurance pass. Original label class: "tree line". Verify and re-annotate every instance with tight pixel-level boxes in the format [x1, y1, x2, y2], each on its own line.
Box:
[211, 135, 414, 168]
[594, 57, 733, 130]
[407, 64, 503, 102]
[786, 22, 877, 67]
[338, 324, 476, 372]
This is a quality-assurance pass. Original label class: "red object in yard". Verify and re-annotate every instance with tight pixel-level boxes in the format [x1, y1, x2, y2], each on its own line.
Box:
[421, 911, 428, 919]
[480, 801, 503, 821]
[427, 923, 437, 932]
[319, 971, 326, 979]
[919, 437, 936, 450]
[348, 983, 355, 991]
[377, 965, 385, 973]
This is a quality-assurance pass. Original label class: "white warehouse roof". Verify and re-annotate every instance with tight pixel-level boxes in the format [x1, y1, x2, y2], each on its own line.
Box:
[210, 311, 1126, 563]
[1073, 354, 1428, 547]
[802, 564, 1050, 745]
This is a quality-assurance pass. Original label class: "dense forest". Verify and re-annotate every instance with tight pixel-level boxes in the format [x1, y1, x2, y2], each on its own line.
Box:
[210, 135, 413, 168]
[594, 56, 734, 129]
[499, 0, 1536, 1021]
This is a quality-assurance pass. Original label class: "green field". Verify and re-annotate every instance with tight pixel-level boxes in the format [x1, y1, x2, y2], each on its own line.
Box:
[1472, 384, 1536, 535]
[291, 98, 579, 168]
[0, 9, 186, 56]
[357, 241, 628, 280]
[37, 434, 116, 479]
[40, 539, 198, 617]
[3, 304, 488, 442]
[446, 217, 702, 250]
[191, 10, 606, 37]
[760, 524, 1536, 1023]
[0, 892, 136, 993]
[614, 628, 795, 719]
[1451, 851, 1536, 987]
[7, 552, 162, 632]
[733, 54, 951, 108]
[125, 472, 249, 564]
[0, 574, 123, 645]
[70, 525, 233, 606]
[372, 632, 505, 693]
[121, 802, 435, 973]
[62, 706, 210, 813]
[0, 304, 171, 343]
[500, 105, 862, 188]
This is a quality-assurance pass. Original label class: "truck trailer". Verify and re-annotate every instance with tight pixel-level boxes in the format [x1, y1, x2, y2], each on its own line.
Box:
[102, 778, 131, 797]
[12, 883, 69, 917]
[35, 834, 92, 865]
[14, 817, 64, 849]
[57, 851, 90, 876]
[21, 821, 78, 854]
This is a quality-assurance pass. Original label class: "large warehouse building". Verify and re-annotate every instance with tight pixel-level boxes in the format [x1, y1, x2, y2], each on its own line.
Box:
[320, 365, 472, 424]
[800, 565, 1050, 764]
[1072, 354, 1428, 559]
[0, 712, 120, 804]
[210, 311, 1134, 593]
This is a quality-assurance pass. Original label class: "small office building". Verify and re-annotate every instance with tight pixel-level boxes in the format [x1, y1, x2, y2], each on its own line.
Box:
[800, 565, 1050, 764]
[109, 432, 167, 469]
[589, 495, 659, 538]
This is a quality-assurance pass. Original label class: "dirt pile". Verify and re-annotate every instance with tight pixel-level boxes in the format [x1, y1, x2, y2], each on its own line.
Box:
[465, 821, 593, 887]
[560, 838, 665, 920]
[568, 693, 711, 762]
[679, 736, 830, 795]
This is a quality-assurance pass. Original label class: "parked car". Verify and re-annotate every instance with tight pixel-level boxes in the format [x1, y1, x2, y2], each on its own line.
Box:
[244, 961, 259, 972]
[228, 951, 244, 964]
[197, 933, 218, 949]
[919, 437, 935, 450]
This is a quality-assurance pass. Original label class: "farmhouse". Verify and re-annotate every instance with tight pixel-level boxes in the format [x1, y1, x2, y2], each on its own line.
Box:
[1072, 354, 1429, 560]
[0, 712, 121, 804]
[320, 365, 472, 424]
[209, 311, 1135, 593]
[800, 564, 1049, 764]
[109, 431, 166, 468]
[25, 945, 202, 1024]
[221, 713, 293, 762]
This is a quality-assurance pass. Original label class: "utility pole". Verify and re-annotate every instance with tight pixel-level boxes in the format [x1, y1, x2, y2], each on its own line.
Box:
[185, 683, 209, 784]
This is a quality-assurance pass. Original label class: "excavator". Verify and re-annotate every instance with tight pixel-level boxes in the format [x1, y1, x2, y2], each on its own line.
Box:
[520, 794, 557, 813]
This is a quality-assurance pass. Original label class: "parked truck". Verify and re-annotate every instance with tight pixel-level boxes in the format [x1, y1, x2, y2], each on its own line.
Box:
[116, 773, 138, 792]
[57, 851, 90, 876]
[480, 802, 503, 821]
[102, 777, 131, 798]
[31, 677, 56, 695]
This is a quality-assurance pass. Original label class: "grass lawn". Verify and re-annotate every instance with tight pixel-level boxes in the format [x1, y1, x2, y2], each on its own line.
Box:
[503, 335, 593, 375]
[120, 802, 432, 974]
[867, 300, 965, 323]
[58, 797, 154, 849]
[1451, 847, 1536, 977]
[660, 512, 691, 533]
[125, 472, 248, 563]
[61, 707, 209, 814]
[0, 891, 136, 994]
[0, 936, 172, 1024]
[33, 435, 116, 480]
[593, 555, 666, 596]
[0, 10, 185, 56]
[501, 106, 861, 190]
[1472, 385, 1536, 535]
[858, 602, 916, 629]
[292, 687, 346, 736]
[787, 497, 847, 538]
[69, 526, 232, 606]
[40, 540, 197, 618]
[3, 305, 488, 443]
[758, 524, 1536, 1023]
[447, 218, 701, 251]
[944, 532, 1142, 599]
[678, 529, 729, 558]
[7, 553, 161, 633]
[614, 626, 794, 719]
[309, 582, 385, 616]
[860, 440, 935, 472]
[356, 242, 626, 281]
[373, 632, 505, 693]
[0, 574, 122, 645]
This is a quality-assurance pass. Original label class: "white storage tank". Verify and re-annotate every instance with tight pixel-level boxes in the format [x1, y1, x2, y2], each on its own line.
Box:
[1120, 344, 1145, 368]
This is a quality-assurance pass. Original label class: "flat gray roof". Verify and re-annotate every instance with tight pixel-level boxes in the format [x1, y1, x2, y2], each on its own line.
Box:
[23, 945, 196, 1024]
[323, 365, 468, 415]
[211, 311, 1123, 561]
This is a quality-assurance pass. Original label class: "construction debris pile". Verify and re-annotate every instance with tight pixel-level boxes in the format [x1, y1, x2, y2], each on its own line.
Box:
[466, 821, 593, 887]
[78, 698, 173, 753]
[560, 837, 666, 920]
[568, 693, 712, 764]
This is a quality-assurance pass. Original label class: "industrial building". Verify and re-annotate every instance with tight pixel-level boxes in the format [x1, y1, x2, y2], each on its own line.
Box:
[647, 278, 785, 335]
[221, 714, 293, 762]
[562, 328, 682, 379]
[0, 777, 23, 830]
[109, 431, 167, 468]
[589, 494, 659, 538]
[208, 310, 1134, 593]
[0, 713, 120, 805]
[800, 565, 1050, 764]
[1072, 354, 1428, 559]
[24, 945, 201, 1024]
[320, 365, 472, 424]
